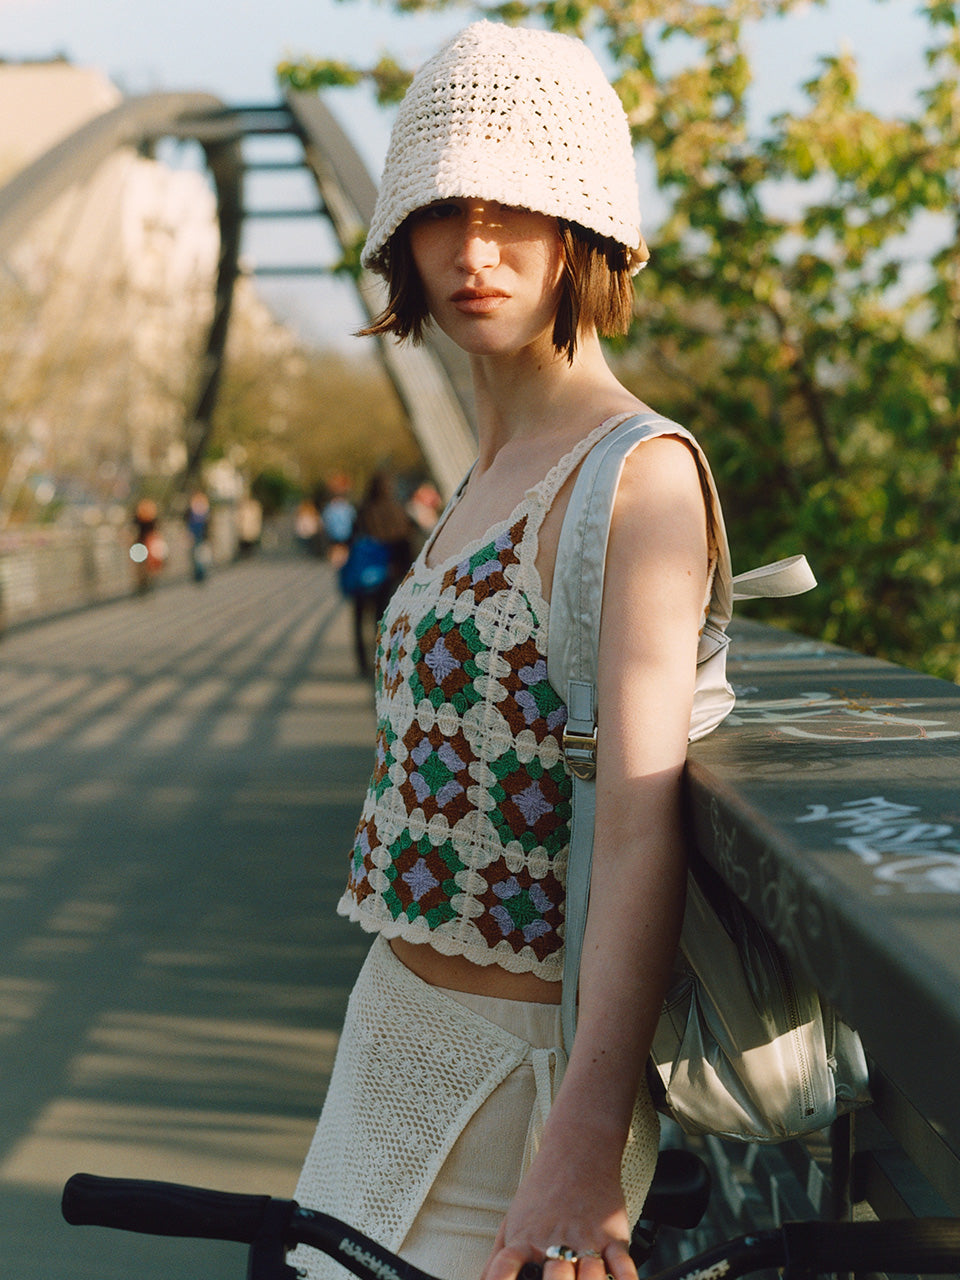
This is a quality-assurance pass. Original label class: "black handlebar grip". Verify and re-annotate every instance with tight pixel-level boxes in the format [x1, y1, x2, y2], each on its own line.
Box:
[62, 1173, 278, 1245]
[783, 1217, 960, 1273]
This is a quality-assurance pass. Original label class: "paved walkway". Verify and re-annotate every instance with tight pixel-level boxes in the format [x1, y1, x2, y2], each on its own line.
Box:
[0, 557, 375, 1278]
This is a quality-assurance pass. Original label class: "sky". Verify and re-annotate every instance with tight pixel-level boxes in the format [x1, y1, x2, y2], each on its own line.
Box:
[0, 0, 936, 346]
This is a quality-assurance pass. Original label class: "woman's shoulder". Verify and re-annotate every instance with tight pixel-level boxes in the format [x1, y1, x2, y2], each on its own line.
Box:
[600, 435, 713, 623]
[571, 401, 708, 507]
[613, 430, 710, 534]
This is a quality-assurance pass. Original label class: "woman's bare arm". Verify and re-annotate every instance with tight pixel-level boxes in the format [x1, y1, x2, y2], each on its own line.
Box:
[482, 435, 710, 1280]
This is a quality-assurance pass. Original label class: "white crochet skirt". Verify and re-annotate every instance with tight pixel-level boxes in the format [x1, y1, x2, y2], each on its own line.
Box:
[289, 936, 659, 1280]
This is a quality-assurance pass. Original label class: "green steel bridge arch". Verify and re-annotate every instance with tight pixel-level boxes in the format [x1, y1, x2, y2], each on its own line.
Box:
[0, 89, 475, 499]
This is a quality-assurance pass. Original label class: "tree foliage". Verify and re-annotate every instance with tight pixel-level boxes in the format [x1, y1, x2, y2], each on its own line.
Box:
[213, 333, 425, 502]
[279, 1, 960, 680]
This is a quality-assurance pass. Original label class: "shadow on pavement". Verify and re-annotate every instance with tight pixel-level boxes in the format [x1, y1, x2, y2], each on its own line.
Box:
[0, 557, 374, 1279]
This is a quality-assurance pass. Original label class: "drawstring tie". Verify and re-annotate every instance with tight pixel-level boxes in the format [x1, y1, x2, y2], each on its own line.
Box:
[522, 1044, 566, 1173]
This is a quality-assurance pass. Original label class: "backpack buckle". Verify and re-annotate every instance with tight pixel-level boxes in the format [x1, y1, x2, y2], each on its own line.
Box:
[562, 727, 597, 780]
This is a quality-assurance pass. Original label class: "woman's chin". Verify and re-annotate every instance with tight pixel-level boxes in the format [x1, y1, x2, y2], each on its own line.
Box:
[433, 316, 554, 362]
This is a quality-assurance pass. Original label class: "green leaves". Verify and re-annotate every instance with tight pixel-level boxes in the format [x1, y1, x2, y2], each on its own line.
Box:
[275, 0, 960, 681]
[276, 57, 363, 92]
[600, 0, 960, 681]
[276, 54, 412, 103]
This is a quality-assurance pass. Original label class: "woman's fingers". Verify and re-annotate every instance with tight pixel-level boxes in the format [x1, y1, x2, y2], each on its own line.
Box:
[564, 1253, 608, 1280]
[482, 1244, 530, 1280]
[486, 1242, 635, 1280]
[600, 1239, 637, 1280]
[542, 1243, 635, 1280]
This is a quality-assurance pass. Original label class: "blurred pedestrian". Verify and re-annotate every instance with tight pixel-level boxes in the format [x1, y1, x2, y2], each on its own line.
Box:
[321, 490, 356, 569]
[295, 498, 321, 555]
[130, 498, 166, 594]
[237, 495, 263, 559]
[407, 481, 442, 541]
[185, 490, 212, 582]
[349, 470, 417, 676]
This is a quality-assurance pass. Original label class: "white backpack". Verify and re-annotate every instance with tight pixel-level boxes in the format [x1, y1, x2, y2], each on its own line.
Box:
[546, 414, 867, 1142]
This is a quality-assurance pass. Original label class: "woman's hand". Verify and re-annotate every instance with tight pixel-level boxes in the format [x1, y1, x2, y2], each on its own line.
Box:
[480, 1112, 636, 1280]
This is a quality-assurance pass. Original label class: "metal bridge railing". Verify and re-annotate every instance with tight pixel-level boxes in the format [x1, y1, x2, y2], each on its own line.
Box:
[675, 618, 960, 1266]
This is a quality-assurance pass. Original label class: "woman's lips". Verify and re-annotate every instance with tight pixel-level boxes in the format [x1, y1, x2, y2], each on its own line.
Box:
[450, 289, 509, 314]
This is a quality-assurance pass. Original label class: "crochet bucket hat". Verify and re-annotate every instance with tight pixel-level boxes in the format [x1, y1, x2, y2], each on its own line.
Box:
[361, 21, 648, 276]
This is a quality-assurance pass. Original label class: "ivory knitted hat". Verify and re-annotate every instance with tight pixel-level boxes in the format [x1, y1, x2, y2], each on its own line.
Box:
[361, 22, 648, 275]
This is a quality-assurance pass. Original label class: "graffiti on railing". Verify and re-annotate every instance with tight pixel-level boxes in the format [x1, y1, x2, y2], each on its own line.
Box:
[796, 795, 960, 894]
[726, 690, 960, 742]
[707, 797, 853, 1005]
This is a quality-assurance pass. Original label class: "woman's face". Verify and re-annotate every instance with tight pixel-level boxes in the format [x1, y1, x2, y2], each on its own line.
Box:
[406, 199, 565, 358]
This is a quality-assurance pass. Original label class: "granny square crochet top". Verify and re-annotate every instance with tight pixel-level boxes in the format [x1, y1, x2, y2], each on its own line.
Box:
[337, 420, 645, 980]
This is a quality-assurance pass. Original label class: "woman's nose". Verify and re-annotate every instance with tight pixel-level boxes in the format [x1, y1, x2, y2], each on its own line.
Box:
[454, 208, 500, 272]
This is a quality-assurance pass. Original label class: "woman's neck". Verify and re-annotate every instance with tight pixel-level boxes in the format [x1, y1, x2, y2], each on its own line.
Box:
[469, 329, 637, 468]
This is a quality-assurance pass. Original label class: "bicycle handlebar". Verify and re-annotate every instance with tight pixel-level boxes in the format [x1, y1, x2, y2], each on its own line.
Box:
[62, 1172, 960, 1280]
[63, 1173, 278, 1245]
[62, 1174, 439, 1280]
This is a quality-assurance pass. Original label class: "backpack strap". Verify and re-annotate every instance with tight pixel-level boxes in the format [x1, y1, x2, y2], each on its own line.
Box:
[547, 412, 732, 781]
[732, 555, 815, 601]
[548, 413, 814, 1053]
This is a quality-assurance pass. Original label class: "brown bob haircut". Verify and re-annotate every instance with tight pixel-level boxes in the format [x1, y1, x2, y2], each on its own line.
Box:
[358, 219, 640, 363]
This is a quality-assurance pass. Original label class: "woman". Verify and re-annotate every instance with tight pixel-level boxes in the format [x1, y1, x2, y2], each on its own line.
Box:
[292, 22, 722, 1280]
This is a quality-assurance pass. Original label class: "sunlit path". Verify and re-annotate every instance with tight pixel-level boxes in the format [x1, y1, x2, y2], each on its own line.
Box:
[0, 557, 374, 1278]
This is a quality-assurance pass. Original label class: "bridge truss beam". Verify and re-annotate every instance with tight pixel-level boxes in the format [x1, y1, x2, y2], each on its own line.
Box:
[0, 92, 243, 493]
[0, 89, 476, 501]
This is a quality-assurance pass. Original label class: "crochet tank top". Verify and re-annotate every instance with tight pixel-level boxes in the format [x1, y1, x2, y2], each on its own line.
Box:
[338, 415, 715, 980]
[338, 421, 642, 980]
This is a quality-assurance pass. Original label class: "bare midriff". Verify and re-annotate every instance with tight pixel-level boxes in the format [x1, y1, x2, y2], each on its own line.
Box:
[390, 936, 562, 1004]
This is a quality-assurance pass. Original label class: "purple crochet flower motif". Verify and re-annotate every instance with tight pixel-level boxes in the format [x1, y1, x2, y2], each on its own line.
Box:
[489, 904, 552, 942]
[407, 737, 467, 808]
[384, 633, 405, 682]
[455, 529, 516, 588]
[511, 781, 554, 827]
[513, 689, 542, 728]
[349, 825, 375, 885]
[457, 554, 500, 585]
[402, 857, 440, 902]
[424, 634, 461, 684]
